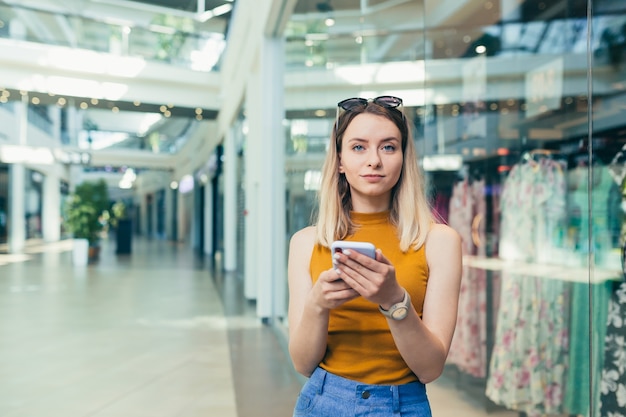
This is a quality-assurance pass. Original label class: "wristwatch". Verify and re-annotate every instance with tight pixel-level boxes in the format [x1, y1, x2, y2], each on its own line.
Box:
[378, 289, 411, 320]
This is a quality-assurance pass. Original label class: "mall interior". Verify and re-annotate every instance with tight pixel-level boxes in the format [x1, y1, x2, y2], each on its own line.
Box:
[1, 0, 626, 416]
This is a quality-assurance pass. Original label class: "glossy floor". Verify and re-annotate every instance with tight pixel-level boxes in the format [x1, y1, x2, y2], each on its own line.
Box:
[0, 237, 516, 417]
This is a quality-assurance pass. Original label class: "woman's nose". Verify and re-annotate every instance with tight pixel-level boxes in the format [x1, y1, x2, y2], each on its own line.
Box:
[367, 151, 381, 167]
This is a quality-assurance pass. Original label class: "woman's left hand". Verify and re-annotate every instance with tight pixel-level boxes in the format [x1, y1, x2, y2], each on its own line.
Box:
[332, 249, 405, 308]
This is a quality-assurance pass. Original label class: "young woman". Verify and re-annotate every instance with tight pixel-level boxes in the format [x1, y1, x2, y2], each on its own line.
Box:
[287, 95, 462, 417]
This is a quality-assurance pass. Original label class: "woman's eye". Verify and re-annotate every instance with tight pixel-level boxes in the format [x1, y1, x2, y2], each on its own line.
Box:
[352, 144, 365, 151]
[382, 144, 396, 152]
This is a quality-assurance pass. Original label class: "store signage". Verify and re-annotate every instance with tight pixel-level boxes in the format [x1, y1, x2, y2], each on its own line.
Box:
[525, 57, 564, 118]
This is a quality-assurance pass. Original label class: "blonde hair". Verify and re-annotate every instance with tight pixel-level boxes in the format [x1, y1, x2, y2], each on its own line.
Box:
[314, 102, 434, 252]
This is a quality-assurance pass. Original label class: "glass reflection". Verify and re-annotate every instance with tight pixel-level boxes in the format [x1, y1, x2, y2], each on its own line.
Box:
[284, 1, 626, 416]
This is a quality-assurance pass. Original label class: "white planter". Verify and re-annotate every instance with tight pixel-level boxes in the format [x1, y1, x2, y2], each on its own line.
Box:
[72, 238, 89, 266]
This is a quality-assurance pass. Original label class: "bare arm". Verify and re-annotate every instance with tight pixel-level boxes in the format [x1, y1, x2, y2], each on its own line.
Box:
[386, 224, 462, 383]
[287, 227, 359, 376]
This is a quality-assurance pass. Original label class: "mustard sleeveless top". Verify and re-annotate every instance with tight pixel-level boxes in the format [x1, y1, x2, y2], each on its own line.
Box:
[310, 211, 429, 385]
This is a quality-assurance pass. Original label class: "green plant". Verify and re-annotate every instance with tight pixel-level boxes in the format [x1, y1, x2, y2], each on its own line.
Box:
[109, 201, 127, 229]
[64, 180, 109, 246]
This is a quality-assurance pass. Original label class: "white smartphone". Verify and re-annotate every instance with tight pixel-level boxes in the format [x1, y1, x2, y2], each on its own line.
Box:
[331, 241, 376, 266]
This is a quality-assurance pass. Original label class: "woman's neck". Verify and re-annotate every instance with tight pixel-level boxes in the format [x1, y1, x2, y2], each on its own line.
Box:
[350, 194, 391, 213]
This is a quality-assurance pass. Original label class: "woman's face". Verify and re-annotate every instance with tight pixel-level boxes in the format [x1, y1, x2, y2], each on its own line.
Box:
[339, 112, 403, 211]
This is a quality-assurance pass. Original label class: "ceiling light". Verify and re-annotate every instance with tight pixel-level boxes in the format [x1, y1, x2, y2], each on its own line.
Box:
[325, 18, 335, 27]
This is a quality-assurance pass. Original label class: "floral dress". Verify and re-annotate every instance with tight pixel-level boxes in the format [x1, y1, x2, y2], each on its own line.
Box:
[447, 179, 488, 377]
[486, 159, 570, 417]
[600, 282, 626, 416]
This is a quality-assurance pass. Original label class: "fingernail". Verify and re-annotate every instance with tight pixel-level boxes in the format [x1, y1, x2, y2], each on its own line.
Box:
[342, 249, 351, 255]
[333, 253, 341, 260]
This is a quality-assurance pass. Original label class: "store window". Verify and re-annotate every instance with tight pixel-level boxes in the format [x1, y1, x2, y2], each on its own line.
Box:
[284, 0, 626, 416]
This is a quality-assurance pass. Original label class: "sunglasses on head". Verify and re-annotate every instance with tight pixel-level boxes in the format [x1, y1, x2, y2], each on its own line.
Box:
[335, 95, 405, 134]
[337, 95, 403, 111]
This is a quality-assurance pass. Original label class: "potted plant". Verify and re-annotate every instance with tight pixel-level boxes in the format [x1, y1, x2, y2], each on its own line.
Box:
[63, 179, 109, 265]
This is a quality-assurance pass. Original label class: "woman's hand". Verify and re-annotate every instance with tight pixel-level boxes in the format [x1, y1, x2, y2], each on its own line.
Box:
[310, 267, 360, 310]
[332, 249, 405, 308]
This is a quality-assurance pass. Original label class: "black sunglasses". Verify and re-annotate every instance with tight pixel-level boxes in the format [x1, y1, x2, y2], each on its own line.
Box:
[335, 96, 404, 133]
[337, 95, 403, 111]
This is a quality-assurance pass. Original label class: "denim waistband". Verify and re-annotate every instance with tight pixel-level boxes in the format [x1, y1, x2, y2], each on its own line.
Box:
[308, 367, 427, 412]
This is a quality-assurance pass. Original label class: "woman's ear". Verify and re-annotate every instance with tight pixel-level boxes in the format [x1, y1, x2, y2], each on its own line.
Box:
[338, 156, 344, 173]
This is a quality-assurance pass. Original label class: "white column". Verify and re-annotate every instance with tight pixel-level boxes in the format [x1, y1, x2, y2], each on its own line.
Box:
[244, 85, 260, 300]
[253, 36, 287, 319]
[42, 173, 61, 242]
[151, 194, 158, 238]
[49, 107, 62, 142]
[8, 164, 25, 253]
[8, 94, 28, 253]
[140, 193, 148, 236]
[66, 105, 82, 146]
[165, 186, 173, 240]
[204, 177, 214, 256]
[223, 126, 238, 271]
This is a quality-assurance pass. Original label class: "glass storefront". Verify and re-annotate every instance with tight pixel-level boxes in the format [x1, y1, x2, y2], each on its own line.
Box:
[283, 1, 626, 415]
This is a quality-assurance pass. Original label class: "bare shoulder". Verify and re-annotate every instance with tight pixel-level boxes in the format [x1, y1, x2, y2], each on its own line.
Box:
[290, 226, 317, 249]
[288, 226, 317, 286]
[289, 226, 317, 262]
[426, 223, 461, 247]
[425, 224, 463, 282]
[424, 223, 462, 267]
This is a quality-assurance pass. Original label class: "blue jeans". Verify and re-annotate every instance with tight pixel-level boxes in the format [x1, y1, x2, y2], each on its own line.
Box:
[293, 367, 432, 417]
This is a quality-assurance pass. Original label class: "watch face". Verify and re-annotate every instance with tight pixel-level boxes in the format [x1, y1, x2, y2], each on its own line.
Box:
[391, 307, 408, 320]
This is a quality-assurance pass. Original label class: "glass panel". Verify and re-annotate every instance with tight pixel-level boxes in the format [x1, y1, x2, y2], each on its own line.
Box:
[283, 0, 626, 415]
[592, 2, 626, 417]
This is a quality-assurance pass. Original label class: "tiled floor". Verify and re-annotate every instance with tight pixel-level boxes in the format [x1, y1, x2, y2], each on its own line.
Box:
[0, 237, 518, 417]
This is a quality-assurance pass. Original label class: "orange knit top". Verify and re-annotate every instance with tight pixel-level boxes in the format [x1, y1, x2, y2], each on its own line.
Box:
[310, 211, 429, 385]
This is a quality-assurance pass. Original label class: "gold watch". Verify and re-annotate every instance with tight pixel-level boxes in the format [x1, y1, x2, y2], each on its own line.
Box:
[378, 289, 411, 320]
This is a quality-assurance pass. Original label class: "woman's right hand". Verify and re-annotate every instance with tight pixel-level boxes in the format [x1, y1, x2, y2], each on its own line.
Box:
[310, 268, 360, 310]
